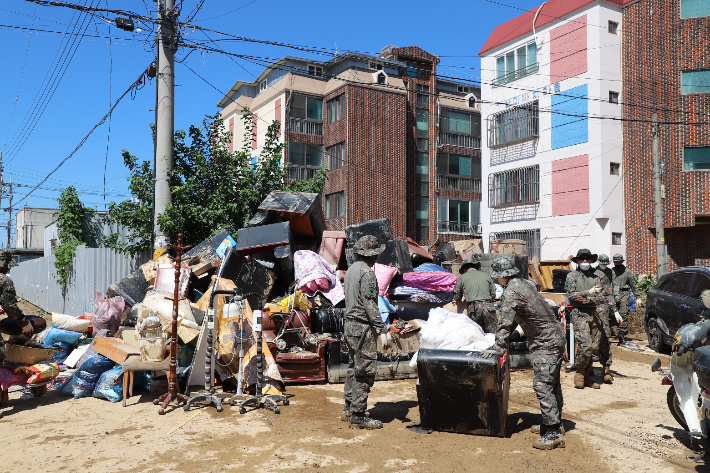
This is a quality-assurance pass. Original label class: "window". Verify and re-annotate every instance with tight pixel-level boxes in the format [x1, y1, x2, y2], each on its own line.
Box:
[291, 94, 323, 121]
[667, 272, 694, 296]
[689, 273, 710, 299]
[326, 143, 346, 169]
[612, 232, 623, 245]
[684, 147, 710, 170]
[437, 153, 481, 179]
[417, 138, 429, 150]
[610, 162, 620, 175]
[326, 192, 345, 218]
[369, 62, 383, 71]
[437, 198, 480, 234]
[682, 70, 710, 94]
[681, 0, 710, 19]
[495, 42, 538, 85]
[609, 91, 619, 104]
[457, 85, 470, 93]
[326, 95, 345, 124]
[374, 71, 387, 85]
[488, 165, 539, 207]
[308, 65, 323, 77]
[288, 142, 322, 167]
[488, 101, 539, 148]
[467, 96, 476, 108]
[417, 84, 430, 107]
[489, 229, 541, 258]
[416, 109, 429, 138]
[260, 80, 267, 92]
[440, 110, 479, 135]
[608, 21, 618, 34]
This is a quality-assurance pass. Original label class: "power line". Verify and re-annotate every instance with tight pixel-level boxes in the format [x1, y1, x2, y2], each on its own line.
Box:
[12, 65, 150, 208]
[192, 0, 260, 22]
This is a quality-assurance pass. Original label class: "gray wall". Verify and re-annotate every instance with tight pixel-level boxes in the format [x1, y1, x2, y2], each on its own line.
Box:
[10, 245, 150, 316]
[15, 208, 57, 250]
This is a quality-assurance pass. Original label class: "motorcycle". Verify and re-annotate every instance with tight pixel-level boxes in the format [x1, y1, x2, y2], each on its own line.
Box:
[652, 318, 710, 462]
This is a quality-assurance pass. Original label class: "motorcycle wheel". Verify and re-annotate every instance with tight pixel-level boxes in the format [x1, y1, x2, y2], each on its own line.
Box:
[667, 385, 688, 431]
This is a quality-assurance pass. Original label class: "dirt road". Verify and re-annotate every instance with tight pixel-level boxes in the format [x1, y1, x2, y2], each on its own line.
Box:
[0, 334, 704, 473]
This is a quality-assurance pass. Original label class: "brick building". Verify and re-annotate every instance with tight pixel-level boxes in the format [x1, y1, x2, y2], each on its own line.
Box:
[479, 0, 632, 259]
[216, 45, 481, 245]
[623, 0, 710, 273]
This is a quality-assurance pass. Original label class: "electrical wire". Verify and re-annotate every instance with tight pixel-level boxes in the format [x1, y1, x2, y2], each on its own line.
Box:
[103, 0, 113, 210]
[191, 0, 260, 22]
[12, 65, 150, 208]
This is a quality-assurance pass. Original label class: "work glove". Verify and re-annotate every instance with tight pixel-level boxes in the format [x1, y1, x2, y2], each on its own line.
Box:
[20, 322, 34, 337]
[614, 311, 623, 325]
[587, 285, 603, 296]
[378, 332, 393, 350]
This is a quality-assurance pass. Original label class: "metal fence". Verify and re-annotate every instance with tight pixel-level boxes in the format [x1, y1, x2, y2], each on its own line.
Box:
[438, 132, 481, 149]
[10, 245, 150, 316]
[437, 221, 482, 235]
[489, 229, 541, 258]
[436, 175, 481, 192]
[488, 101, 539, 148]
[488, 164, 540, 208]
[289, 117, 323, 136]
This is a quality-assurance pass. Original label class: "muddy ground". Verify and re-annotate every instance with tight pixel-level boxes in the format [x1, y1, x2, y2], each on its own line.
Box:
[2, 300, 706, 473]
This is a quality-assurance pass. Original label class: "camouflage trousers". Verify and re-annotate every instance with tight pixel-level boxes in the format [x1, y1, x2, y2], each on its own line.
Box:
[343, 319, 377, 413]
[571, 306, 609, 370]
[593, 305, 613, 367]
[467, 300, 498, 334]
[614, 293, 632, 337]
[532, 346, 564, 425]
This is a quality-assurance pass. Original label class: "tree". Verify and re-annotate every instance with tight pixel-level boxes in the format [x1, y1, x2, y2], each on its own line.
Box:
[103, 108, 327, 251]
[53, 186, 95, 288]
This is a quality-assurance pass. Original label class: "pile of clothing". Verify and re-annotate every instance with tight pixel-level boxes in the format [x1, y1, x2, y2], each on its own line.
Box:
[388, 268, 457, 304]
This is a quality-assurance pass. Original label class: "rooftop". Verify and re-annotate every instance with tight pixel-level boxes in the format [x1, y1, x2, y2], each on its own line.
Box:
[478, 0, 636, 56]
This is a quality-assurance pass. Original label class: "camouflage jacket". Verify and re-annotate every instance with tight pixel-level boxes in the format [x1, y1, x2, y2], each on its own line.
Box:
[0, 273, 26, 325]
[343, 261, 386, 334]
[453, 270, 496, 303]
[494, 278, 565, 355]
[565, 269, 615, 309]
[598, 266, 615, 305]
[612, 266, 640, 300]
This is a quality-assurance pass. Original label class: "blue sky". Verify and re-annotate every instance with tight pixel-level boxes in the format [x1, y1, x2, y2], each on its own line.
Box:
[0, 0, 542, 246]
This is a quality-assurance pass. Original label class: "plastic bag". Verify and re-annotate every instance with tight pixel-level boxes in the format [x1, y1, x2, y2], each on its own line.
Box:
[630, 295, 636, 310]
[91, 290, 125, 336]
[44, 326, 82, 346]
[15, 362, 59, 384]
[73, 353, 115, 398]
[51, 313, 91, 333]
[93, 365, 124, 403]
[0, 366, 27, 391]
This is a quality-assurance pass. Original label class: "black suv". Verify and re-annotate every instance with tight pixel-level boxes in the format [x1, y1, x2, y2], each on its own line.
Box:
[646, 267, 710, 352]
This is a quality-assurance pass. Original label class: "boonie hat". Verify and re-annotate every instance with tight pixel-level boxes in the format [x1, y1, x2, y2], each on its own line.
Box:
[572, 248, 597, 263]
[612, 254, 625, 262]
[490, 256, 520, 278]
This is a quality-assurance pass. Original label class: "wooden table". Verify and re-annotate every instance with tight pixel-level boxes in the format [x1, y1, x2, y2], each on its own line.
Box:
[121, 355, 171, 407]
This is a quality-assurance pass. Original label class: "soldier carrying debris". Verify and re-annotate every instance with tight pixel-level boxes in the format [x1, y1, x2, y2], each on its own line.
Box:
[341, 235, 393, 430]
[452, 257, 497, 333]
[611, 254, 640, 346]
[484, 255, 566, 450]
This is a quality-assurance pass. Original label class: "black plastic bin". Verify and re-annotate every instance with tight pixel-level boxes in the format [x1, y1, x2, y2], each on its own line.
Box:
[416, 348, 510, 437]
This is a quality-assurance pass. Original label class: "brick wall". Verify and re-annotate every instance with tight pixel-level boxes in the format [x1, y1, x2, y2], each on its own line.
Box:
[623, 0, 710, 273]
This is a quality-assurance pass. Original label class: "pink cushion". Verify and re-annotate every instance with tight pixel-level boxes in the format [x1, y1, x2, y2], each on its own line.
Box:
[373, 264, 398, 296]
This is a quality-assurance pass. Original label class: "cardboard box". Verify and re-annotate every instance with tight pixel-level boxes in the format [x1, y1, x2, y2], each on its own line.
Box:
[93, 336, 141, 364]
[188, 256, 211, 277]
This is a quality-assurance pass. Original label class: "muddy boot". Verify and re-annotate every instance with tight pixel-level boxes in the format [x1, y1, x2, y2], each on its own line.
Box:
[349, 412, 383, 430]
[584, 374, 600, 389]
[617, 334, 626, 346]
[341, 403, 352, 422]
[574, 367, 585, 389]
[603, 366, 614, 384]
[533, 425, 565, 450]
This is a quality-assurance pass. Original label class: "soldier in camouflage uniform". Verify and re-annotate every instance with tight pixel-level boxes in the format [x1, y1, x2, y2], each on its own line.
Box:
[0, 250, 35, 363]
[612, 254, 640, 346]
[342, 235, 393, 430]
[594, 255, 615, 383]
[452, 258, 497, 333]
[485, 256, 566, 450]
[566, 249, 615, 389]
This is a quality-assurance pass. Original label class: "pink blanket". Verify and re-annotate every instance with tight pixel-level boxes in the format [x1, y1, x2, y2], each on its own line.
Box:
[397, 271, 456, 293]
[294, 250, 345, 305]
[0, 367, 28, 391]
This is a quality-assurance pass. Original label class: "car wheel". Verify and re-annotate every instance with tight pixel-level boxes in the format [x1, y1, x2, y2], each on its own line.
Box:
[647, 318, 670, 353]
[667, 385, 688, 431]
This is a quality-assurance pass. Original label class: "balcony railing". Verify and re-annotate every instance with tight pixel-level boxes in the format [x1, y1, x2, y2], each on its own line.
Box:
[436, 175, 481, 192]
[289, 117, 323, 136]
[287, 165, 320, 181]
[437, 221, 482, 235]
[493, 62, 539, 86]
[488, 104, 539, 149]
[438, 131, 481, 149]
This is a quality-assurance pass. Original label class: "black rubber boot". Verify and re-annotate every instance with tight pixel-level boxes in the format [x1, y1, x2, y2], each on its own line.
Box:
[617, 334, 626, 346]
[533, 424, 565, 450]
[349, 412, 383, 430]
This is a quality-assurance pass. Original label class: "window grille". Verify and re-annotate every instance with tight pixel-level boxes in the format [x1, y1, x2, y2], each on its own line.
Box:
[489, 229, 541, 258]
[488, 164, 539, 208]
[488, 101, 539, 148]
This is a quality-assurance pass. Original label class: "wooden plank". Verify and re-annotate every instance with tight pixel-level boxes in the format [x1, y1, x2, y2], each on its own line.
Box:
[92, 336, 141, 364]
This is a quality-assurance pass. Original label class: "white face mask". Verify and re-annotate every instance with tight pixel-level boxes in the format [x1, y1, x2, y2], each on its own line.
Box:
[579, 262, 591, 270]
[599, 264, 608, 270]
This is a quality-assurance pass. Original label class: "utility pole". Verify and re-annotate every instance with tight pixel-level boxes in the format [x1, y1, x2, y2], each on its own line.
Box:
[0, 151, 3, 248]
[6, 174, 12, 249]
[153, 0, 176, 253]
[652, 113, 667, 277]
